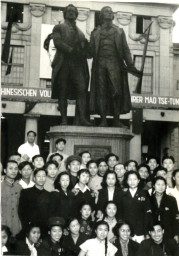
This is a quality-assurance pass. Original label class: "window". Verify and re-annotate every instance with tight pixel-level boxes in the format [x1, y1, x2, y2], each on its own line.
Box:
[129, 56, 153, 94]
[1, 46, 24, 86]
[136, 16, 151, 34]
[40, 79, 51, 88]
[51, 6, 65, 25]
[6, 3, 24, 23]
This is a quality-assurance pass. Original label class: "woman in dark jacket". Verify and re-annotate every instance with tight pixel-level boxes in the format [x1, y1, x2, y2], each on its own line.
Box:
[150, 176, 179, 240]
[113, 221, 139, 256]
[63, 218, 89, 256]
[15, 222, 41, 255]
[49, 172, 76, 221]
[37, 217, 65, 256]
[97, 171, 123, 219]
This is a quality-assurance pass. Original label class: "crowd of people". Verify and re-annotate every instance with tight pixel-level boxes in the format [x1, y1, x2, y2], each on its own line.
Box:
[1, 130, 179, 256]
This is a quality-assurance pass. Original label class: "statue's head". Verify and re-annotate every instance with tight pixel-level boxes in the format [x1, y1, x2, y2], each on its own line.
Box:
[63, 4, 78, 21]
[99, 6, 114, 24]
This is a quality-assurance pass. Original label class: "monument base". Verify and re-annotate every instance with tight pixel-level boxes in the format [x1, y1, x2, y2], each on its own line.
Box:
[47, 126, 133, 162]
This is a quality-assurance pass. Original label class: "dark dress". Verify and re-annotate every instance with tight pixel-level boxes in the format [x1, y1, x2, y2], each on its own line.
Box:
[118, 188, 152, 236]
[18, 186, 50, 235]
[38, 236, 65, 256]
[49, 189, 76, 221]
[79, 218, 93, 237]
[150, 193, 179, 239]
[63, 233, 89, 256]
[137, 238, 179, 256]
[114, 239, 139, 256]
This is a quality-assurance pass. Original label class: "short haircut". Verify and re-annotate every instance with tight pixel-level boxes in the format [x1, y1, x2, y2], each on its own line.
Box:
[55, 138, 66, 145]
[49, 153, 63, 161]
[153, 166, 167, 177]
[6, 160, 18, 169]
[148, 222, 164, 232]
[105, 153, 119, 162]
[97, 158, 107, 167]
[79, 151, 91, 158]
[103, 200, 118, 217]
[114, 163, 125, 169]
[8, 152, 21, 159]
[33, 168, 47, 177]
[63, 4, 78, 20]
[54, 171, 71, 190]
[162, 156, 175, 164]
[137, 164, 150, 174]
[45, 160, 58, 170]
[101, 170, 119, 188]
[18, 161, 33, 171]
[27, 130, 37, 137]
[113, 220, 134, 237]
[77, 168, 90, 178]
[153, 176, 167, 186]
[124, 160, 138, 169]
[25, 222, 41, 237]
[147, 156, 160, 165]
[123, 170, 140, 188]
[86, 160, 97, 169]
[32, 155, 44, 163]
[99, 6, 114, 24]
[66, 217, 79, 228]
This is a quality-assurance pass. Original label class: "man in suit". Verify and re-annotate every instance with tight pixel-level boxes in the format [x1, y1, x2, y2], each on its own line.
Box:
[89, 6, 140, 127]
[51, 4, 91, 126]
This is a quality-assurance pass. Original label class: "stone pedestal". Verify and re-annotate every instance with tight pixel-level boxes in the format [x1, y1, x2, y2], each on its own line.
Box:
[47, 126, 133, 163]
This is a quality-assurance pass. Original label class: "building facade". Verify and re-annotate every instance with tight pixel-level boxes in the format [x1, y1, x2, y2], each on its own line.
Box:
[1, 0, 179, 166]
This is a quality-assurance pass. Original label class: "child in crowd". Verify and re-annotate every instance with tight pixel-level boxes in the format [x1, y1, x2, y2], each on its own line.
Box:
[105, 154, 119, 171]
[78, 202, 93, 237]
[1, 160, 22, 236]
[125, 160, 138, 172]
[1, 225, 15, 255]
[97, 171, 122, 220]
[19, 168, 50, 236]
[97, 158, 108, 177]
[63, 218, 89, 256]
[162, 156, 175, 188]
[32, 155, 45, 169]
[119, 171, 152, 243]
[18, 161, 34, 189]
[79, 221, 118, 256]
[73, 169, 95, 216]
[15, 222, 41, 255]
[114, 163, 126, 188]
[87, 160, 103, 191]
[103, 201, 118, 242]
[66, 155, 82, 189]
[137, 164, 152, 190]
[38, 217, 65, 256]
[49, 172, 75, 222]
[146, 156, 159, 175]
[79, 151, 91, 169]
[49, 153, 64, 174]
[44, 160, 59, 192]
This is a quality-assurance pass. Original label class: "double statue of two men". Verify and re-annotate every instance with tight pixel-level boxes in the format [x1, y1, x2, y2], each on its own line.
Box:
[51, 4, 140, 127]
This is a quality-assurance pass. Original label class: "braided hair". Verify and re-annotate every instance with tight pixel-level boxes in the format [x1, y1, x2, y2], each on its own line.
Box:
[95, 221, 109, 256]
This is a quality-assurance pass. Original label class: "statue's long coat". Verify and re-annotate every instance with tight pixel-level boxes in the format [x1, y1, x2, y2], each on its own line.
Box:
[89, 25, 133, 115]
[51, 22, 89, 100]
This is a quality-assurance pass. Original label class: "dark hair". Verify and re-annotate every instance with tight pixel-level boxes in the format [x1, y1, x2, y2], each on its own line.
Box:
[27, 130, 36, 137]
[101, 170, 119, 188]
[137, 164, 150, 174]
[148, 221, 165, 232]
[162, 156, 175, 164]
[45, 160, 59, 170]
[44, 33, 53, 51]
[18, 161, 33, 171]
[77, 168, 90, 178]
[147, 156, 160, 165]
[113, 220, 134, 238]
[95, 221, 109, 256]
[153, 176, 167, 187]
[114, 163, 125, 169]
[172, 169, 179, 187]
[32, 155, 44, 163]
[123, 170, 140, 188]
[25, 222, 41, 238]
[8, 152, 21, 159]
[99, 6, 114, 24]
[97, 158, 107, 167]
[105, 153, 119, 162]
[49, 153, 63, 161]
[79, 151, 91, 158]
[1, 225, 14, 246]
[6, 160, 18, 169]
[124, 160, 138, 169]
[54, 171, 71, 190]
[66, 217, 79, 229]
[78, 201, 93, 219]
[63, 4, 78, 20]
[33, 168, 47, 177]
[55, 138, 66, 145]
[153, 166, 167, 177]
[86, 160, 97, 169]
[104, 201, 118, 218]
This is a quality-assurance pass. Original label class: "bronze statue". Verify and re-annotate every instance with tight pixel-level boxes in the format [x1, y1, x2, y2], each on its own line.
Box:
[89, 6, 141, 127]
[51, 4, 91, 126]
